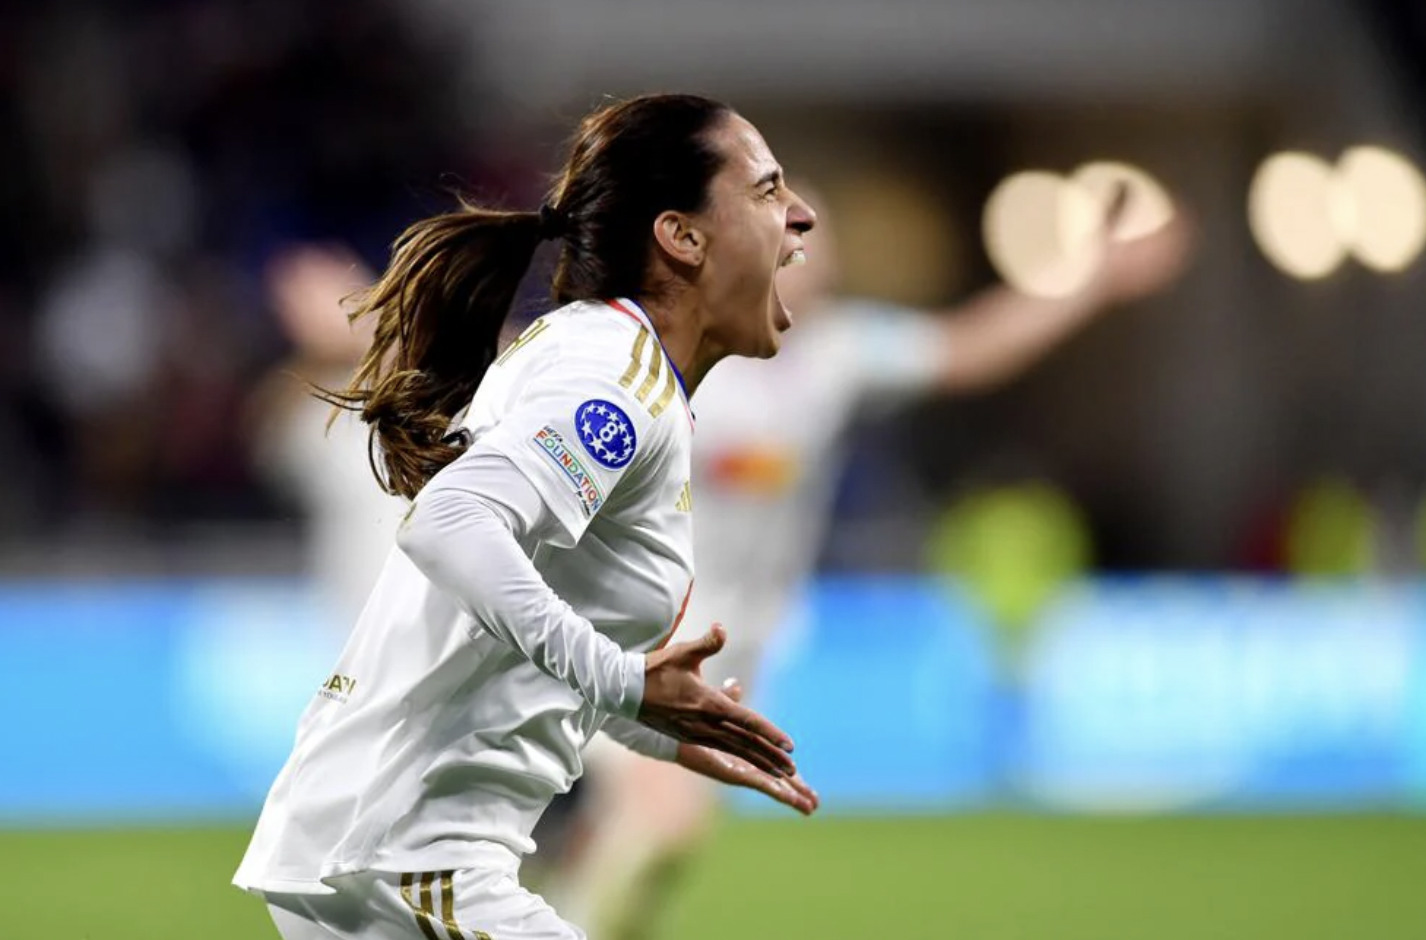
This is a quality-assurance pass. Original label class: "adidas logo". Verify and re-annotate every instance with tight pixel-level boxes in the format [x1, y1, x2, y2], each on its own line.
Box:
[675, 481, 693, 513]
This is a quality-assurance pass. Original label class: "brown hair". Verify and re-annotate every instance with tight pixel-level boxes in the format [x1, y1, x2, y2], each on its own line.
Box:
[318, 94, 732, 499]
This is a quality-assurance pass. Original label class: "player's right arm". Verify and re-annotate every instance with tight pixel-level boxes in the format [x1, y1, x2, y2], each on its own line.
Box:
[398, 448, 647, 717]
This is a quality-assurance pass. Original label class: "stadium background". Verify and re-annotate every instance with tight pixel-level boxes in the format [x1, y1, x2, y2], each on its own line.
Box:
[4, 1, 1426, 937]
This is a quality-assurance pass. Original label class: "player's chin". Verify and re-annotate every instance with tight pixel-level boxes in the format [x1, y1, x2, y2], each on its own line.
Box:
[727, 327, 777, 360]
[751, 322, 783, 359]
[757, 295, 792, 357]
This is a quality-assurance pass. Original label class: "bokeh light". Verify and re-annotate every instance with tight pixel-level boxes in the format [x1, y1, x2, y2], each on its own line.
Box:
[983, 171, 1105, 298]
[1249, 146, 1426, 278]
[1334, 145, 1426, 273]
[1248, 151, 1347, 280]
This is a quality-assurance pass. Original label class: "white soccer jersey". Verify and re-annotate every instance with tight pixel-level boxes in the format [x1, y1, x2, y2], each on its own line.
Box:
[235, 298, 695, 895]
[679, 299, 944, 686]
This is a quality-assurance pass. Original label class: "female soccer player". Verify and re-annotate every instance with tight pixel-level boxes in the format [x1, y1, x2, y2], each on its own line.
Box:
[234, 93, 820, 940]
[552, 184, 1193, 938]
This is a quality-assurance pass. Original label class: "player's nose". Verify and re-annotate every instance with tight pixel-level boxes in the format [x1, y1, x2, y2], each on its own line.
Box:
[786, 187, 816, 235]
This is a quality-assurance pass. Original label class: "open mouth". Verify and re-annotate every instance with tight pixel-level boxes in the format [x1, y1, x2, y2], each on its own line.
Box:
[771, 245, 805, 338]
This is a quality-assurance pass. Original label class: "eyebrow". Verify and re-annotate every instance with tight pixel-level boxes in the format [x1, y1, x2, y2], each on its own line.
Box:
[753, 168, 783, 190]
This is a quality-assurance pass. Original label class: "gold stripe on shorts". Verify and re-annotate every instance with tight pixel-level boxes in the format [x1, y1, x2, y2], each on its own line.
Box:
[400, 872, 443, 940]
[619, 328, 650, 389]
[440, 871, 464, 940]
[438, 870, 495, 940]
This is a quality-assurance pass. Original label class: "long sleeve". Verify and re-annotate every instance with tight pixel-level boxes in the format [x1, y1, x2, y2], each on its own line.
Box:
[601, 715, 679, 762]
[396, 446, 645, 719]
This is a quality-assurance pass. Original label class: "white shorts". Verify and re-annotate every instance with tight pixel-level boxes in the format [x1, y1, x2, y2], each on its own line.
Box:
[264, 857, 584, 940]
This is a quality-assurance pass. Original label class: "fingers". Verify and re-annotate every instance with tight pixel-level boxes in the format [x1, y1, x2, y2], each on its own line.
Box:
[785, 773, 820, 812]
[659, 624, 726, 669]
[717, 718, 796, 775]
[698, 720, 795, 778]
[646, 701, 791, 777]
[748, 769, 819, 816]
[677, 744, 819, 815]
[713, 682, 794, 774]
[693, 690, 796, 774]
[1103, 181, 1131, 232]
[721, 698, 794, 754]
[693, 623, 726, 658]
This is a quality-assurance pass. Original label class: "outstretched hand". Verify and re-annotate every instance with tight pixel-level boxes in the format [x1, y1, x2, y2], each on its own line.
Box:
[1093, 188, 1194, 305]
[676, 679, 819, 816]
[639, 624, 797, 779]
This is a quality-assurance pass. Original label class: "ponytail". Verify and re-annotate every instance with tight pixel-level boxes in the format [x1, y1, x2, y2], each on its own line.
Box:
[317, 201, 545, 499]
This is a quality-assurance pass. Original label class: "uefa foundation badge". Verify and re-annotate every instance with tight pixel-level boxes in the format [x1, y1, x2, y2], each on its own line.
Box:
[575, 399, 637, 469]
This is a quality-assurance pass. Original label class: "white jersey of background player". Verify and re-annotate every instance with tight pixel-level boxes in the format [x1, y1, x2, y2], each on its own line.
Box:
[252, 246, 407, 630]
[688, 297, 943, 688]
[235, 297, 698, 893]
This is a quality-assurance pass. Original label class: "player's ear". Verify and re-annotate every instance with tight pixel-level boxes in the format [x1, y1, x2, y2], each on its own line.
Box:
[652, 211, 706, 267]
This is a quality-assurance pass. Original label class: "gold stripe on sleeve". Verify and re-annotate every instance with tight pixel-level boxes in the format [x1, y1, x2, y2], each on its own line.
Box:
[494, 317, 548, 366]
[649, 363, 678, 418]
[635, 344, 663, 403]
[619, 328, 650, 389]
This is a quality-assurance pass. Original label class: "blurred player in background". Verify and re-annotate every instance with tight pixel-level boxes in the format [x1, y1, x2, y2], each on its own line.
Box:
[250, 245, 406, 628]
[235, 93, 820, 940]
[551, 182, 1193, 940]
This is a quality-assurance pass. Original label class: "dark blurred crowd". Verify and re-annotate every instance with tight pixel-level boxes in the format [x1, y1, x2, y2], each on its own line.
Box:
[6, 1, 1426, 581]
[0, 0, 524, 538]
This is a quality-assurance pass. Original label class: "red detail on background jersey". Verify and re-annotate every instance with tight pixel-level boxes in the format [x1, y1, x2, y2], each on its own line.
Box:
[708, 447, 798, 494]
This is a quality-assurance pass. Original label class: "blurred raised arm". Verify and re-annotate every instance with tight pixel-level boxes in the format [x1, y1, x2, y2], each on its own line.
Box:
[924, 213, 1192, 393]
[932, 215, 1192, 394]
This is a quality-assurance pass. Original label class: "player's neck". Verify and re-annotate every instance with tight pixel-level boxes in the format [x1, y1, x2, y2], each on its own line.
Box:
[638, 294, 719, 397]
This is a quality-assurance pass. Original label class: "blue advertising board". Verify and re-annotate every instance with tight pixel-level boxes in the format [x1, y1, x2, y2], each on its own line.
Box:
[0, 580, 340, 823]
[1, 576, 1424, 822]
[1011, 579, 1426, 811]
[743, 577, 999, 812]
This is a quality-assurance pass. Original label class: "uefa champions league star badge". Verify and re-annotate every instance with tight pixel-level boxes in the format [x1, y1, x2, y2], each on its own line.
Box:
[574, 399, 637, 469]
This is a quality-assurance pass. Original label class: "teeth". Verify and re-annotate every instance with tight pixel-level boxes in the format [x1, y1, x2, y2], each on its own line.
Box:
[781, 249, 807, 268]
